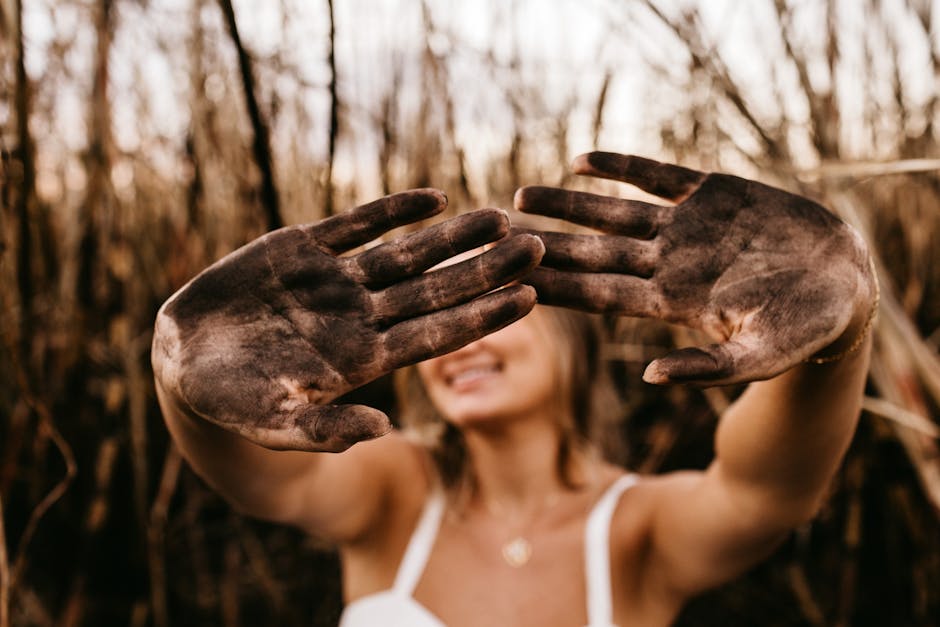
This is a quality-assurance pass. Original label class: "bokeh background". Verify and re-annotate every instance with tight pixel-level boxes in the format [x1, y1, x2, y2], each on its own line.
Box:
[2, 0, 940, 625]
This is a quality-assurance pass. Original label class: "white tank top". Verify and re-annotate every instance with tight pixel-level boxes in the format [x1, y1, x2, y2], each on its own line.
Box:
[338, 474, 638, 627]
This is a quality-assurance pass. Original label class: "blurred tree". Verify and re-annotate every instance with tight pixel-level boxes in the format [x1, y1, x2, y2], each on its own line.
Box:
[0, 1, 937, 625]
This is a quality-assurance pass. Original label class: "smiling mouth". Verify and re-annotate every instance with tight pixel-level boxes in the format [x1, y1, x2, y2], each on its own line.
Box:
[447, 365, 501, 387]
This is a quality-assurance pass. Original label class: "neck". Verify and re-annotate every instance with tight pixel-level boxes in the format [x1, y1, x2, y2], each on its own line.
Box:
[460, 416, 577, 515]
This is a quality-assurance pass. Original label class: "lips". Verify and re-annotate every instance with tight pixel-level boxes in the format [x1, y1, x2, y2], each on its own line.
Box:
[443, 362, 501, 390]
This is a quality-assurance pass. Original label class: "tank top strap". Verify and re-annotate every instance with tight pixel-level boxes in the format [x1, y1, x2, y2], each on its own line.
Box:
[584, 473, 639, 626]
[392, 486, 447, 596]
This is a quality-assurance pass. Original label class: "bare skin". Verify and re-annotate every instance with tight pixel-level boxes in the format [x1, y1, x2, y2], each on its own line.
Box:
[153, 156, 876, 626]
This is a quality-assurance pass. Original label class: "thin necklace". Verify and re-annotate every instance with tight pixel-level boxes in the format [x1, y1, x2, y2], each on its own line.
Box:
[485, 492, 561, 568]
[501, 536, 533, 568]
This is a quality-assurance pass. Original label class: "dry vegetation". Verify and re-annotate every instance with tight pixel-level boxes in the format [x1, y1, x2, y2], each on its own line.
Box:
[1, 0, 939, 625]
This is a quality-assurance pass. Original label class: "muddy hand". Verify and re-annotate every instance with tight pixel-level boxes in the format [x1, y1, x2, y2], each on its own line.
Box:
[152, 190, 544, 451]
[514, 152, 876, 386]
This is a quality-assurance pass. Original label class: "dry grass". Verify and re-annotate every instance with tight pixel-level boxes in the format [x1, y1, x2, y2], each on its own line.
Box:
[1, 1, 938, 625]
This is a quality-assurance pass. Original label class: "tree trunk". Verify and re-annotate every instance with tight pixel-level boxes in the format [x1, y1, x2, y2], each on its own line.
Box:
[217, 0, 282, 231]
[324, 0, 338, 216]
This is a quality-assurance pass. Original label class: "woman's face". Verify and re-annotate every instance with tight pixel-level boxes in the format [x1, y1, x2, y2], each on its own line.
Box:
[416, 307, 561, 429]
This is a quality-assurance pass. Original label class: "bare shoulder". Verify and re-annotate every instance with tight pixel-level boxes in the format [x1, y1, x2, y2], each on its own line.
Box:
[608, 469, 723, 561]
[295, 429, 434, 545]
[598, 467, 665, 562]
[607, 471, 705, 601]
[334, 432, 437, 598]
[607, 471, 667, 552]
[612, 466, 796, 608]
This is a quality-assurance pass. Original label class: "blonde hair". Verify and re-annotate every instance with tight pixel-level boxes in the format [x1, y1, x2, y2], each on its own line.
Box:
[394, 305, 623, 489]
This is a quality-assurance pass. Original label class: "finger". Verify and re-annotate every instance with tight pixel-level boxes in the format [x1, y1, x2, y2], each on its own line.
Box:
[515, 228, 656, 277]
[642, 344, 739, 386]
[380, 284, 537, 369]
[522, 267, 660, 316]
[353, 208, 511, 286]
[641, 333, 796, 387]
[572, 152, 707, 203]
[370, 233, 544, 324]
[514, 186, 665, 238]
[314, 188, 447, 254]
[227, 404, 392, 453]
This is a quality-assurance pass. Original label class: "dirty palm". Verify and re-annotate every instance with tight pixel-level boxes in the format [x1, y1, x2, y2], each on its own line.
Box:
[154, 152, 873, 440]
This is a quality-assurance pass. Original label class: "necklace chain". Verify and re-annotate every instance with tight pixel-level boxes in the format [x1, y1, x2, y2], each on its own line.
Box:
[485, 492, 561, 568]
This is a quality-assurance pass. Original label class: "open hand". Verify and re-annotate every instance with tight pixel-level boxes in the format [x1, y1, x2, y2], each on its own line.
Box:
[514, 152, 876, 386]
[152, 190, 544, 451]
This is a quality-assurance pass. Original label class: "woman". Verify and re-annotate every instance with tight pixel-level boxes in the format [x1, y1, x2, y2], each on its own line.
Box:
[152, 152, 877, 626]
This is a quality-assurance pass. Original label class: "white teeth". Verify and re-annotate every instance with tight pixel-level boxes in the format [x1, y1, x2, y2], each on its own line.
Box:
[449, 366, 498, 386]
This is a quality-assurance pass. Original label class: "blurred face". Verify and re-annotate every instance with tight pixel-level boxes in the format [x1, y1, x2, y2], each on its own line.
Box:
[416, 307, 561, 429]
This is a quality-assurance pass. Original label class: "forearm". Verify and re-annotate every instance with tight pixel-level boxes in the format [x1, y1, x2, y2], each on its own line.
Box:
[154, 375, 420, 544]
[156, 382, 321, 522]
[713, 334, 870, 522]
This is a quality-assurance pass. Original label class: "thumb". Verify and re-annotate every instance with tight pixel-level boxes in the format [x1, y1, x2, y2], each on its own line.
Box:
[247, 404, 393, 453]
[642, 338, 783, 386]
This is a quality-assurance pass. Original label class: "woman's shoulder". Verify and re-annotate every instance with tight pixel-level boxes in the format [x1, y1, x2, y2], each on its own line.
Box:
[605, 469, 711, 586]
[337, 431, 440, 596]
[603, 466, 662, 542]
[349, 428, 438, 510]
[369, 428, 445, 503]
[292, 429, 435, 547]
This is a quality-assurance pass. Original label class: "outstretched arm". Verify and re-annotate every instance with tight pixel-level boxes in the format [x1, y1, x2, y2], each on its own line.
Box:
[514, 152, 876, 597]
[153, 190, 544, 539]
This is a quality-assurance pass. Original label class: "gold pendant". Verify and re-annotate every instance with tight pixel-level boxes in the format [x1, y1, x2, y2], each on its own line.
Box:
[501, 537, 532, 567]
